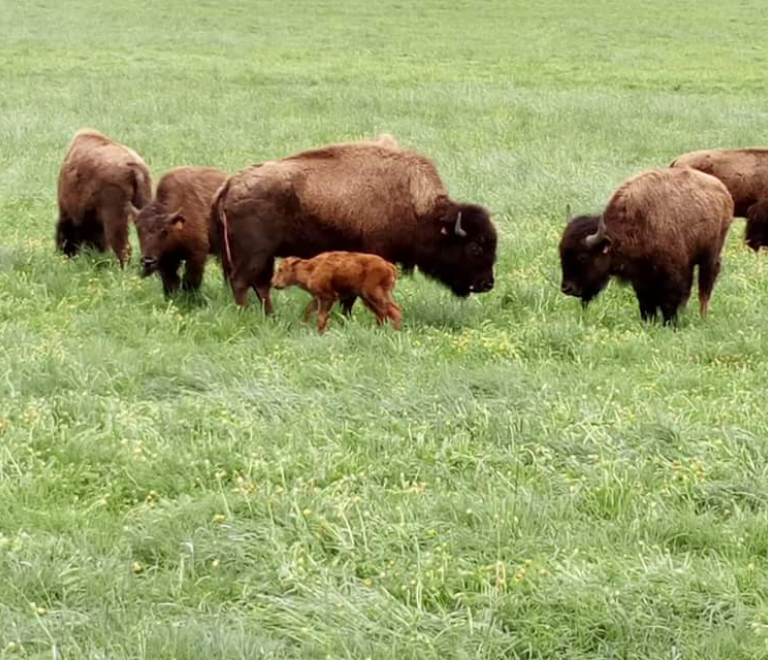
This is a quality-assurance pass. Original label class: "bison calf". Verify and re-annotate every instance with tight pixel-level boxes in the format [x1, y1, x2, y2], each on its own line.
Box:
[559, 167, 733, 324]
[134, 166, 227, 296]
[57, 129, 152, 266]
[271, 251, 402, 333]
[670, 148, 768, 250]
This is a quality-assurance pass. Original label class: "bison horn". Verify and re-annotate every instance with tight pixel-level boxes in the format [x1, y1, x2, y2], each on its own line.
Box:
[129, 203, 141, 218]
[584, 217, 607, 248]
[565, 204, 572, 224]
[454, 212, 467, 238]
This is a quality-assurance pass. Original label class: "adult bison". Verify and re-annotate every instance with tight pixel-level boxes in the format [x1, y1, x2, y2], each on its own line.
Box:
[211, 139, 497, 314]
[670, 148, 768, 250]
[559, 167, 733, 324]
[57, 129, 152, 266]
[133, 166, 228, 296]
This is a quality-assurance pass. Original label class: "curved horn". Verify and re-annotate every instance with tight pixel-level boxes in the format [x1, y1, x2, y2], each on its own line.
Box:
[584, 217, 607, 248]
[454, 212, 467, 238]
[129, 203, 141, 218]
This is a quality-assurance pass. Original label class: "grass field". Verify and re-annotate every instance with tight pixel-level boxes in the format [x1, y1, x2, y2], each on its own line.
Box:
[3, 1, 768, 658]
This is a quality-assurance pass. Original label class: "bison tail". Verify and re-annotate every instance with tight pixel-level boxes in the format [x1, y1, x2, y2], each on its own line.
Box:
[129, 163, 152, 210]
[210, 180, 234, 278]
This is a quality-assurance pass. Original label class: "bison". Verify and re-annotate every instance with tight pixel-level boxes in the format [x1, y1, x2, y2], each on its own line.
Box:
[559, 167, 733, 324]
[670, 148, 768, 250]
[211, 138, 497, 315]
[57, 129, 152, 266]
[133, 166, 228, 296]
[271, 251, 402, 333]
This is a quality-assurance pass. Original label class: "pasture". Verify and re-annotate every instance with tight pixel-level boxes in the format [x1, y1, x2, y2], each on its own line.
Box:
[2, 1, 768, 657]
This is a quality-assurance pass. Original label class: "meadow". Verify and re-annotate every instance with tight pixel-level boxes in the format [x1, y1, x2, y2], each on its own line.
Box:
[2, 1, 768, 658]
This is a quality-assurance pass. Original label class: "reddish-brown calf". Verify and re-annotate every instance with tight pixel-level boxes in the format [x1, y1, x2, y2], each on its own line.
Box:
[271, 251, 402, 333]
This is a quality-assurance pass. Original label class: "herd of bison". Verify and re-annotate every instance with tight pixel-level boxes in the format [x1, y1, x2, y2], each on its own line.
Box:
[54, 129, 768, 329]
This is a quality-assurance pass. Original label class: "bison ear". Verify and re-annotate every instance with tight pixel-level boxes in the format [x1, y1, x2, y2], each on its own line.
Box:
[168, 209, 185, 227]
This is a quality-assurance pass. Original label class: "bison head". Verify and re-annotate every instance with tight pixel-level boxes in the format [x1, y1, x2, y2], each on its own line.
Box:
[745, 200, 768, 251]
[559, 209, 612, 304]
[271, 257, 302, 290]
[421, 203, 497, 297]
[133, 205, 186, 276]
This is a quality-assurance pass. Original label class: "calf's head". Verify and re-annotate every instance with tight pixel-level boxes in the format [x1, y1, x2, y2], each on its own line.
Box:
[271, 257, 303, 289]
[559, 209, 612, 304]
[133, 205, 186, 276]
[425, 203, 497, 297]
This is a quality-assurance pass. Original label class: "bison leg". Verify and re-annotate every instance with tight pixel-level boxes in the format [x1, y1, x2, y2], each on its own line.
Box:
[302, 299, 319, 323]
[697, 257, 722, 317]
[101, 207, 131, 267]
[316, 298, 335, 333]
[230, 277, 250, 306]
[340, 296, 357, 317]
[659, 270, 692, 326]
[182, 256, 205, 293]
[159, 263, 182, 297]
[56, 216, 81, 257]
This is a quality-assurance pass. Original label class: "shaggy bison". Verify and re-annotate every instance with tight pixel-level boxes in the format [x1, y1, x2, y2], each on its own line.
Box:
[211, 138, 497, 314]
[670, 148, 768, 250]
[559, 167, 733, 324]
[272, 251, 402, 333]
[57, 129, 152, 266]
[133, 166, 228, 296]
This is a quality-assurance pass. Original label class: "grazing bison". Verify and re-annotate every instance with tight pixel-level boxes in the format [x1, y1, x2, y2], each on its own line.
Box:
[272, 251, 402, 333]
[133, 166, 228, 296]
[670, 148, 768, 250]
[57, 129, 152, 266]
[211, 138, 497, 314]
[559, 167, 733, 324]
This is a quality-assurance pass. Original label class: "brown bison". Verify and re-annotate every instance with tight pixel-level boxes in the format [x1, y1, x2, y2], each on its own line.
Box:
[670, 148, 768, 250]
[57, 129, 152, 266]
[272, 251, 402, 333]
[559, 167, 733, 324]
[211, 138, 497, 315]
[133, 166, 228, 296]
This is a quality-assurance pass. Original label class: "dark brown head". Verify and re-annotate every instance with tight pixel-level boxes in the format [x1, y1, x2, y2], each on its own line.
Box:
[133, 204, 186, 276]
[559, 207, 613, 304]
[745, 200, 768, 251]
[271, 257, 303, 289]
[420, 203, 497, 297]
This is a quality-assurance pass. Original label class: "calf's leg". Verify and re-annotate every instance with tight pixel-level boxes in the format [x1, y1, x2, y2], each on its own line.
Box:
[316, 298, 335, 333]
[302, 299, 319, 323]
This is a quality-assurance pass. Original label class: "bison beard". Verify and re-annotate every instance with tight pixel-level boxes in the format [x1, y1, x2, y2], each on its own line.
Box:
[211, 141, 497, 314]
[559, 168, 733, 324]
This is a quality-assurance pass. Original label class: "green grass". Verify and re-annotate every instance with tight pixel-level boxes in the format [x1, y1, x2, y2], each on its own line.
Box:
[2, 1, 768, 658]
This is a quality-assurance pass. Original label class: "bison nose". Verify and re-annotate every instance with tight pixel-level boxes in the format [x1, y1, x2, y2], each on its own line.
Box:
[141, 257, 158, 274]
[561, 282, 576, 296]
[478, 277, 494, 293]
